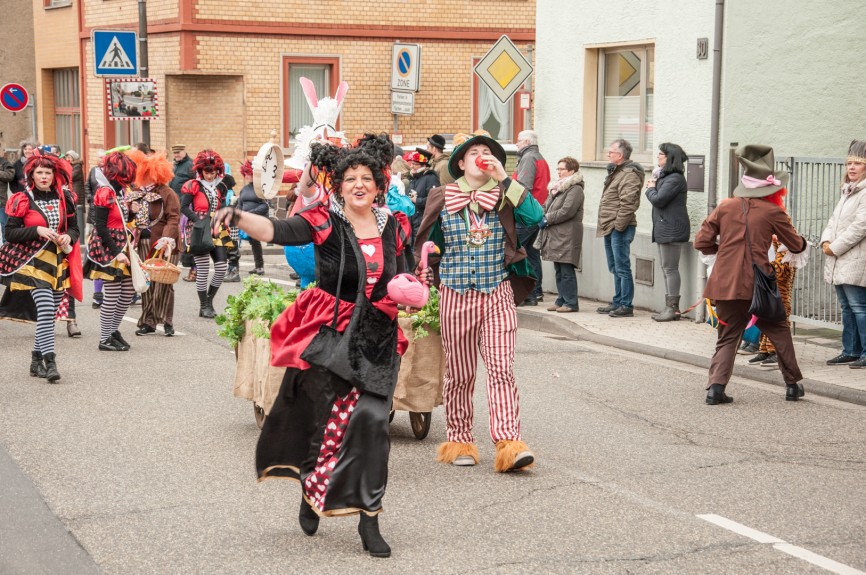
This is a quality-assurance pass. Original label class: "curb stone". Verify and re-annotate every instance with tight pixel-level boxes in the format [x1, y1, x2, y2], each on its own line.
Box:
[517, 308, 866, 407]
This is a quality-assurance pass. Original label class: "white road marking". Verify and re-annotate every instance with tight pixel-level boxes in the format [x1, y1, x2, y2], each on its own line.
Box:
[697, 514, 866, 575]
[121, 316, 185, 336]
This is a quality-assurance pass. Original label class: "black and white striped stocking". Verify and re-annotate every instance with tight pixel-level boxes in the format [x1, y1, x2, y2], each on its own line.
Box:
[31, 289, 64, 355]
[100, 279, 135, 341]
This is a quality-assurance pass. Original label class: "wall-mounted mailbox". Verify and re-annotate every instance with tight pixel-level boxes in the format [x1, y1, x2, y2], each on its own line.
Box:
[687, 155, 705, 192]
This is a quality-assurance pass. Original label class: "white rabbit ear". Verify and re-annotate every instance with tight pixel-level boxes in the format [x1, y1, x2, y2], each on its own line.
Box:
[333, 82, 349, 105]
[299, 77, 319, 111]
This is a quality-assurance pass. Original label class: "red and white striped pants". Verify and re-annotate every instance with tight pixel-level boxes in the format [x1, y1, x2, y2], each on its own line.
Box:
[439, 282, 522, 444]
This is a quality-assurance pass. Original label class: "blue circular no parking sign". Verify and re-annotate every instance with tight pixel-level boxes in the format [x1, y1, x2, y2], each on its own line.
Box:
[1, 83, 29, 113]
[397, 50, 412, 76]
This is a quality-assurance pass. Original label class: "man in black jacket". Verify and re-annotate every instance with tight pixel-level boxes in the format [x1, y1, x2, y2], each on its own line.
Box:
[407, 149, 440, 238]
[169, 144, 195, 280]
[169, 144, 193, 198]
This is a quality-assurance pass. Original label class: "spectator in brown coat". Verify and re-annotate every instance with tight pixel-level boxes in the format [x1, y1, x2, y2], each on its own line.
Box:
[596, 139, 645, 317]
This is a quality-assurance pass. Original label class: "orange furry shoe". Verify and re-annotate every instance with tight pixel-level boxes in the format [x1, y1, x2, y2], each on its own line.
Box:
[494, 439, 535, 472]
[436, 441, 479, 466]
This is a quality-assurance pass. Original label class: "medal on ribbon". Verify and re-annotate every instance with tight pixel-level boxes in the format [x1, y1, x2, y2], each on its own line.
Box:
[466, 209, 491, 247]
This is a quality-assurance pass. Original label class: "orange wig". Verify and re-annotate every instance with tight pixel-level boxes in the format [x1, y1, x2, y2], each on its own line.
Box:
[128, 149, 173, 187]
[761, 187, 787, 211]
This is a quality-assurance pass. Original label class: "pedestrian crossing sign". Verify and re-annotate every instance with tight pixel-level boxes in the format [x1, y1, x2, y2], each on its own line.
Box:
[92, 30, 138, 77]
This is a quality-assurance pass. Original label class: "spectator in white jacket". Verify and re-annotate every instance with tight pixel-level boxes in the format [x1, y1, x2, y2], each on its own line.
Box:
[821, 139, 866, 369]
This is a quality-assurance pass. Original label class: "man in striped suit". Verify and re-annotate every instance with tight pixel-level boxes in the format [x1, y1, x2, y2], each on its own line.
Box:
[414, 134, 543, 472]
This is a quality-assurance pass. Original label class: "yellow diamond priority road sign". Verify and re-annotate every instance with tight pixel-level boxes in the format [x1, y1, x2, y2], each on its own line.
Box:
[474, 35, 533, 104]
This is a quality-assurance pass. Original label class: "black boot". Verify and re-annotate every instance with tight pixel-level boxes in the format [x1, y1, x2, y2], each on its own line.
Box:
[30, 351, 47, 378]
[198, 291, 214, 318]
[358, 513, 391, 558]
[652, 295, 681, 322]
[206, 285, 220, 317]
[786, 383, 805, 401]
[42, 352, 61, 383]
[112, 331, 131, 351]
[705, 383, 733, 405]
[298, 498, 320, 536]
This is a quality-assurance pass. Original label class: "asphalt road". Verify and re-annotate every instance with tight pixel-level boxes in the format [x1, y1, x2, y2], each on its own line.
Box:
[1, 258, 865, 574]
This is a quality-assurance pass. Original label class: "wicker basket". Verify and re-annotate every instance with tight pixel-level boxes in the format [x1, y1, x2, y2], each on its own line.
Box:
[142, 248, 181, 285]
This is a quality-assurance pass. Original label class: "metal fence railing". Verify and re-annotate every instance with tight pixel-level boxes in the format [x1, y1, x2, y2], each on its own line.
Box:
[728, 150, 845, 329]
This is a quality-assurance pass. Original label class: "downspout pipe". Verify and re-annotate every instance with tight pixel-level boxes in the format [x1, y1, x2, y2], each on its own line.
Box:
[707, 0, 724, 213]
[696, 0, 725, 323]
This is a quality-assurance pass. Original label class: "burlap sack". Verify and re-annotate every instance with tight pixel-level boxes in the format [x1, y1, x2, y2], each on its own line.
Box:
[393, 317, 445, 413]
[233, 319, 286, 415]
[232, 320, 257, 402]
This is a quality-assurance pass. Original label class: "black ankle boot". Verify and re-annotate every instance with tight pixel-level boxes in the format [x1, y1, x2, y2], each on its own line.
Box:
[42, 352, 61, 383]
[206, 285, 219, 317]
[358, 513, 391, 558]
[112, 331, 131, 350]
[705, 383, 733, 405]
[786, 383, 805, 401]
[197, 291, 214, 318]
[30, 351, 47, 378]
[298, 498, 320, 536]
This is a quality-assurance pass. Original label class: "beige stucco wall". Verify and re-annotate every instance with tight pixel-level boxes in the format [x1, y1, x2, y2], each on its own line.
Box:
[0, 0, 37, 154]
[718, 0, 866, 191]
[535, 0, 715, 236]
[32, 0, 80, 150]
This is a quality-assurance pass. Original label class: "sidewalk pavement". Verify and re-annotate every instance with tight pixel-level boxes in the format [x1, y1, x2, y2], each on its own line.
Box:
[516, 297, 866, 407]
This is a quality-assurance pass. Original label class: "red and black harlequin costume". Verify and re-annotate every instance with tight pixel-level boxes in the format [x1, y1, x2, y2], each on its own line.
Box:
[84, 151, 139, 351]
[0, 153, 81, 382]
[250, 137, 405, 557]
[180, 149, 234, 319]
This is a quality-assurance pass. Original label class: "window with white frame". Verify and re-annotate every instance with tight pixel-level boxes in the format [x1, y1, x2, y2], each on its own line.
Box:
[287, 64, 330, 140]
[597, 45, 654, 159]
[53, 68, 81, 154]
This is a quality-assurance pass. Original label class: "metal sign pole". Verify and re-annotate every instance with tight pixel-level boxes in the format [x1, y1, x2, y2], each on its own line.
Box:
[29, 99, 38, 142]
[138, 0, 150, 146]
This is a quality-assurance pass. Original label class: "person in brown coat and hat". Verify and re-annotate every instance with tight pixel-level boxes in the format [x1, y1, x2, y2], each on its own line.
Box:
[694, 144, 808, 405]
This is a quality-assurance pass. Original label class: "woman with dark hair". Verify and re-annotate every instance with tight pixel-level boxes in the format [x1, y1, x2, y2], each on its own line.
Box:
[645, 142, 690, 321]
[540, 156, 584, 312]
[695, 145, 807, 405]
[180, 149, 233, 318]
[0, 153, 80, 382]
[213, 134, 407, 559]
[84, 151, 139, 351]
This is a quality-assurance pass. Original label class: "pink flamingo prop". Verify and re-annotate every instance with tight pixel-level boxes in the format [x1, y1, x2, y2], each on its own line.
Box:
[387, 241, 438, 308]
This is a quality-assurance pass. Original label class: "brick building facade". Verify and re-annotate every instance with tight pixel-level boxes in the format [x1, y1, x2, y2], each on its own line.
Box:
[76, 0, 536, 171]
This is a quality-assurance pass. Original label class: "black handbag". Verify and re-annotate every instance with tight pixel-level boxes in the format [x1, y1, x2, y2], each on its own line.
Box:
[189, 215, 214, 254]
[300, 221, 400, 399]
[742, 200, 787, 322]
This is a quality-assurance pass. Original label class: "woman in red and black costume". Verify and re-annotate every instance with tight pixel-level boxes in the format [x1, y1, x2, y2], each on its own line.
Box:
[181, 149, 234, 318]
[0, 153, 80, 383]
[84, 151, 139, 352]
[213, 134, 407, 559]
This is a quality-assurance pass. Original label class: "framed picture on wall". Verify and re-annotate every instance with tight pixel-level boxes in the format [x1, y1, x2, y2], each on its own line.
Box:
[106, 78, 158, 120]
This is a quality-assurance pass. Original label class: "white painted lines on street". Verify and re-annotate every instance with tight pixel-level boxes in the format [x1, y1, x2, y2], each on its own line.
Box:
[121, 316, 185, 336]
[697, 514, 865, 575]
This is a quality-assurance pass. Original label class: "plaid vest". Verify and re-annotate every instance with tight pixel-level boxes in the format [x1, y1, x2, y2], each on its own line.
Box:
[438, 206, 508, 294]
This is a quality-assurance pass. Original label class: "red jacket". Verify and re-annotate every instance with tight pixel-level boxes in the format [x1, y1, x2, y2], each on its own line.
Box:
[514, 144, 550, 206]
